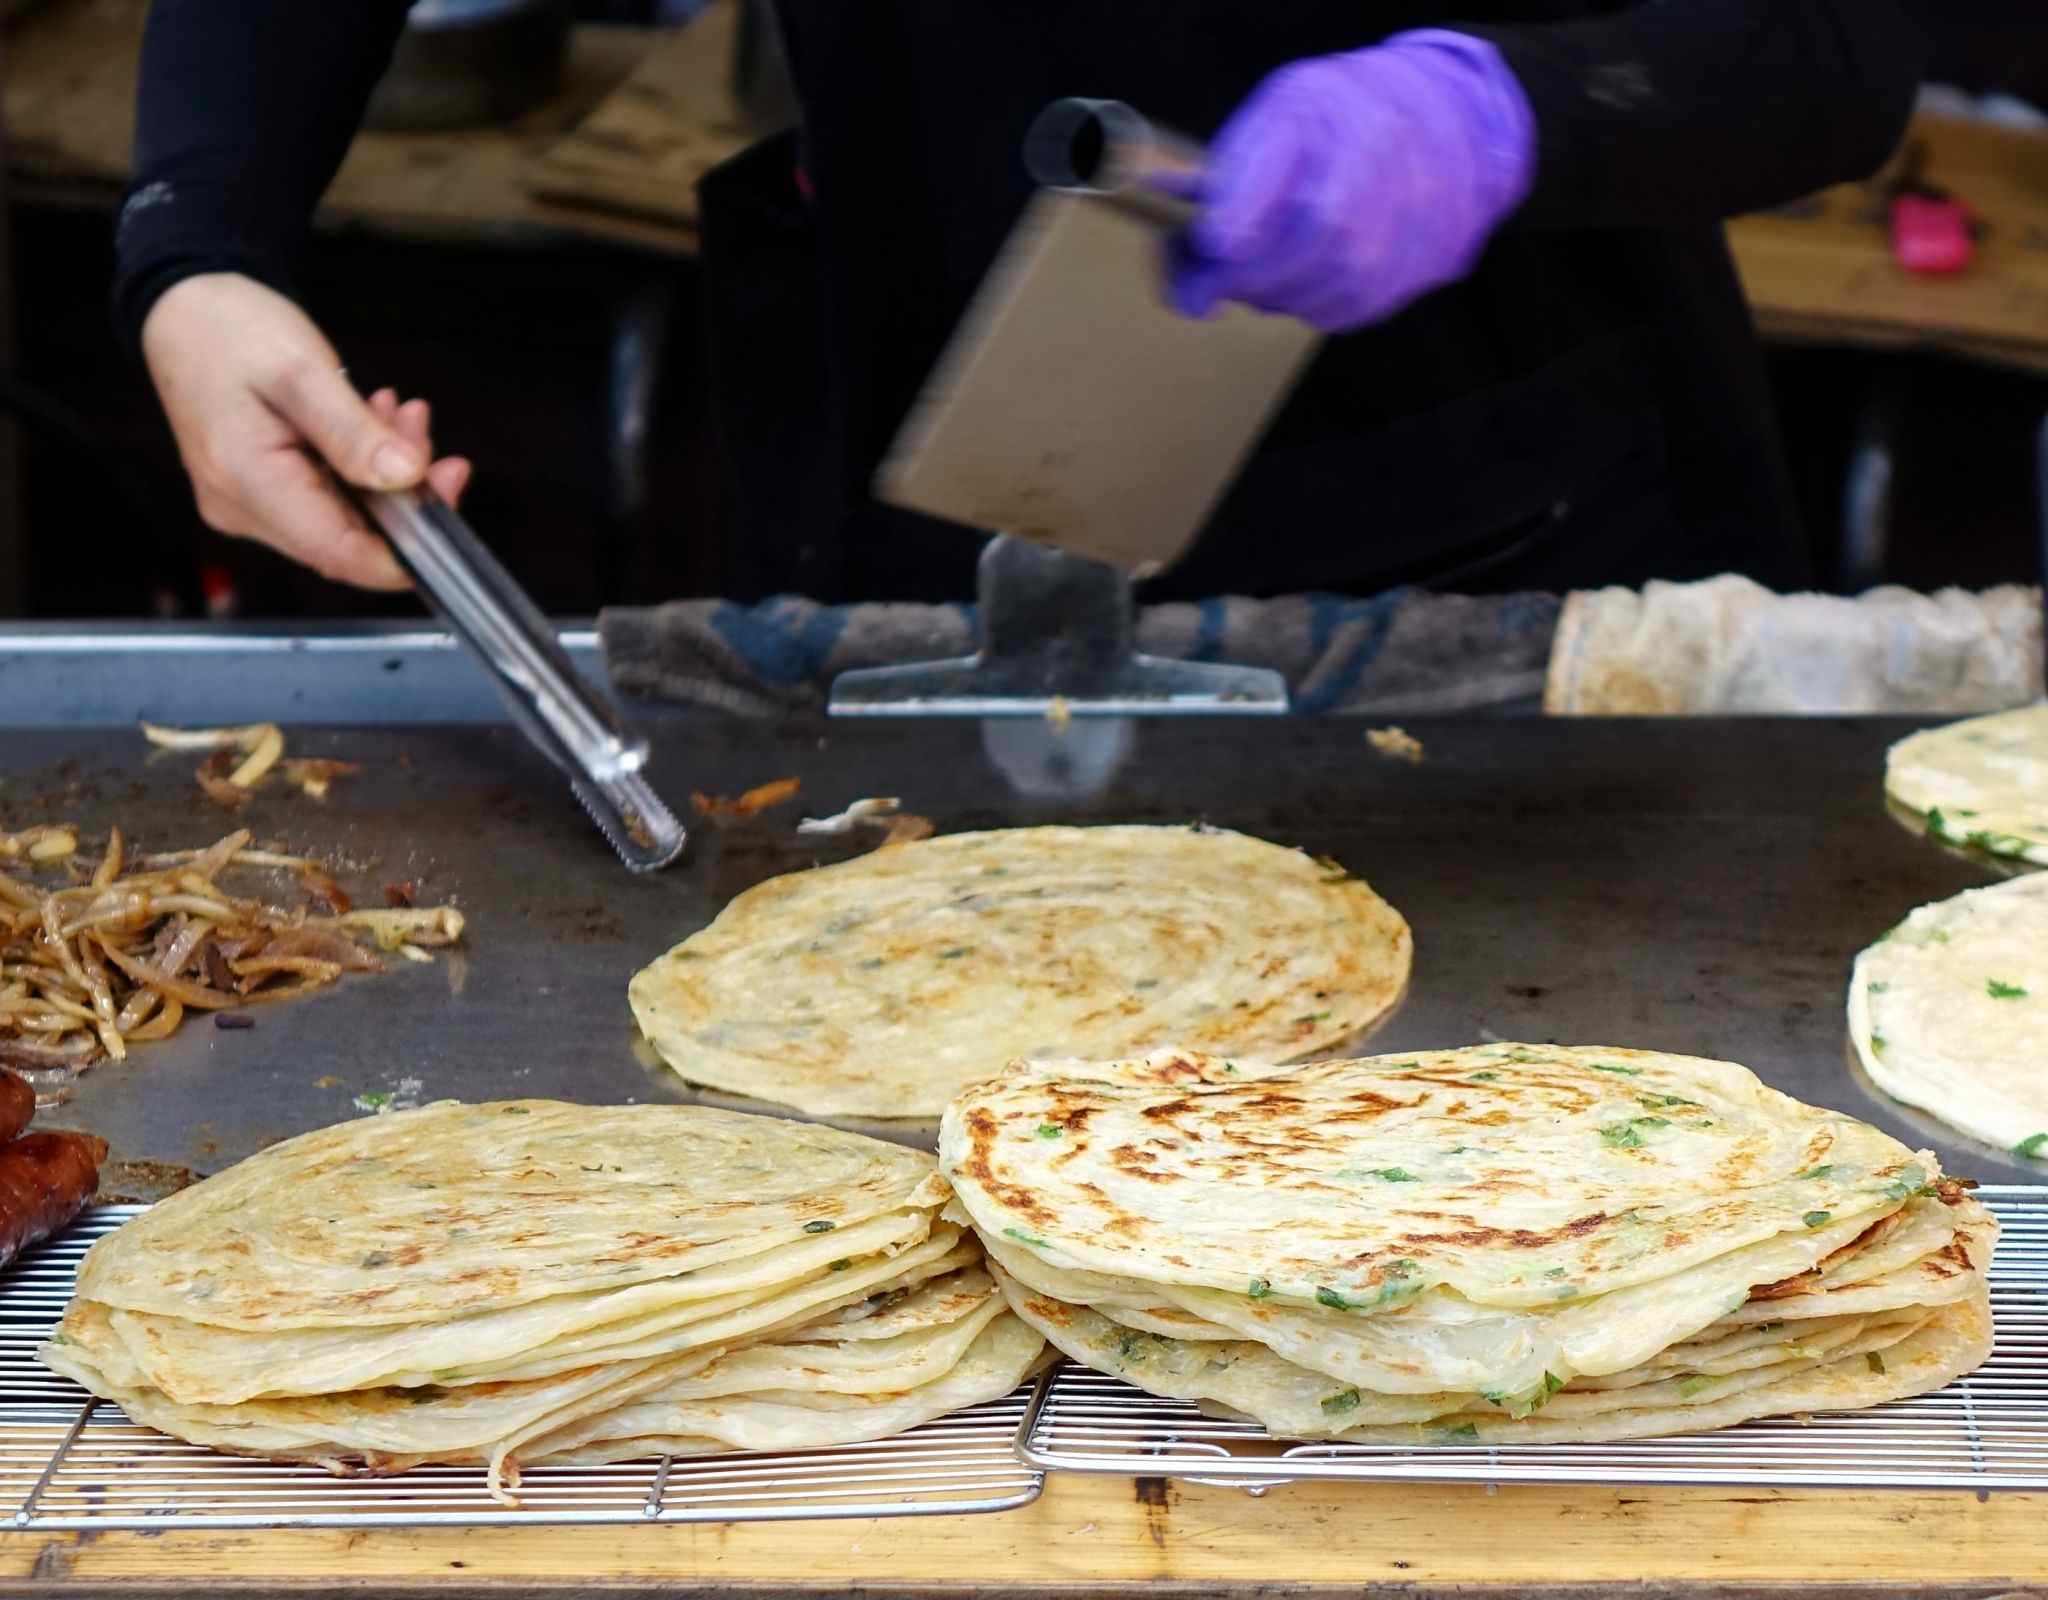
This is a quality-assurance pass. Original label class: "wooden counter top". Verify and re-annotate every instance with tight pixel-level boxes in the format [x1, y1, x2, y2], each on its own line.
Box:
[3, 1468, 2042, 1596]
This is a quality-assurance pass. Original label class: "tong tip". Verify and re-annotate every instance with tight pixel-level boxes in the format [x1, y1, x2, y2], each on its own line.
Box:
[572, 778, 687, 874]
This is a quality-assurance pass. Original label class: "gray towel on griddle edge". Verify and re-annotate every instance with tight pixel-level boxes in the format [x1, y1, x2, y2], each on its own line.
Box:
[599, 590, 1560, 718]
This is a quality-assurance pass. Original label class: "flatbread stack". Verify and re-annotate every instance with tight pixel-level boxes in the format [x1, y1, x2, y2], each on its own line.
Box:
[941, 1045, 1995, 1446]
[630, 824, 1412, 1118]
[1850, 872, 2048, 1161]
[38, 1102, 1046, 1501]
[1886, 704, 2048, 864]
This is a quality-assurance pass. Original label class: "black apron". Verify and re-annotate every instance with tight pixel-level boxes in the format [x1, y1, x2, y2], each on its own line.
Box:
[698, 2, 1812, 605]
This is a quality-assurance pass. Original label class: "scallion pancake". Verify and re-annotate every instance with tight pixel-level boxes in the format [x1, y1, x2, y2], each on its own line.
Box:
[516, 1312, 1045, 1466]
[952, 1046, 1993, 1448]
[39, 1102, 1047, 1504]
[630, 825, 1411, 1118]
[1885, 705, 2048, 864]
[1850, 872, 2048, 1158]
[995, 1263, 1949, 1438]
[943, 1045, 1926, 1312]
[1317, 1294, 1990, 1448]
[78, 1101, 948, 1329]
[82, 1207, 941, 1404]
[983, 1192, 1986, 1396]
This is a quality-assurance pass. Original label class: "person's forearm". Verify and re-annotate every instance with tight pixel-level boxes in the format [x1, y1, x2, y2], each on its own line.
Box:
[113, 0, 412, 353]
[1460, 0, 1925, 229]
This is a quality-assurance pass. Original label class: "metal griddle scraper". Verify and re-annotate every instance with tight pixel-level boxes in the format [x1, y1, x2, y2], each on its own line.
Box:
[877, 99, 1322, 578]
[832, 99, 1305, 715]
[349, 485, 686, 872]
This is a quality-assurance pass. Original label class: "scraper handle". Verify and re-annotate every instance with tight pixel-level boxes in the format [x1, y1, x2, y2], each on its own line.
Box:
[1025, 98, 1206, 230]
[354, 485, 642, 778]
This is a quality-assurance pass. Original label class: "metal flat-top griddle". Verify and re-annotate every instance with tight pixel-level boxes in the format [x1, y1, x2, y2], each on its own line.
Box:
[0, 711, 2030, 1187]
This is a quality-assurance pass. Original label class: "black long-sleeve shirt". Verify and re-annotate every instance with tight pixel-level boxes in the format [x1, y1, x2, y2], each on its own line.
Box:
[116, 0, 1926, 600]
[114, 0, 412, 350]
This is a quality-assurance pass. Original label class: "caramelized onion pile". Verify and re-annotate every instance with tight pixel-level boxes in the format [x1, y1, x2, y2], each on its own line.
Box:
[0, 827, 462, 1071]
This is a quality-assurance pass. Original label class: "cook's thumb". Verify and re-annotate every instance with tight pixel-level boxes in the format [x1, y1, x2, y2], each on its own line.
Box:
[268, 360, 424, 491]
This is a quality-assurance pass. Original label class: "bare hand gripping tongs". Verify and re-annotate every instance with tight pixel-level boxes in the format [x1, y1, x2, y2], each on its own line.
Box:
[348, 484, 687, 872]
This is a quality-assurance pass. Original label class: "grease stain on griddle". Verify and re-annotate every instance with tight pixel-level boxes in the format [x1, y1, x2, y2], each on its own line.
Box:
[4, 758, 153, 816]
[95, 1159, 203, 1204]
[571, 903, 627, 942]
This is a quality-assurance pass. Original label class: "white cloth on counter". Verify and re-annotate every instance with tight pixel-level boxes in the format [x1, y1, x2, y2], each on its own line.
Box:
[1545, 575, 2043, 715]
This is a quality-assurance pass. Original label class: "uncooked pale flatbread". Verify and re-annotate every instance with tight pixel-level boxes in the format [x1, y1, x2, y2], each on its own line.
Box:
[630, 825, 1412, 1117]
[1850, 872, 2048, 1159]
[1886, 705, 2048, 864]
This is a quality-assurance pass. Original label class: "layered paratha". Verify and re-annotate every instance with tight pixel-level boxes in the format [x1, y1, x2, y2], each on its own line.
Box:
[979, 1191, 1991, 1396]
[630, 825, 1412, 1117]
[513, 1312, 1050, 1466]
[1308, 1297, 1991, 1448]
[79, 1100, 947, 1329]
[39, 1102, 1046, 1502]
[943, 1044, 1922, 1309]
[995, 1264, 1974, 1440]
[947, 1046, 1994, 1446]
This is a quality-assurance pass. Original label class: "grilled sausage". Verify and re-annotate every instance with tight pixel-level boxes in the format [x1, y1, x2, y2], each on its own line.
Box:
[0, 1130, 107, 1267]
[0, 1070, 36, 1146]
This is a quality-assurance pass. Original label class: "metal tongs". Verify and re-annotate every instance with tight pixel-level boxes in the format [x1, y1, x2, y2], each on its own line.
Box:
[347, 484, 686, 873]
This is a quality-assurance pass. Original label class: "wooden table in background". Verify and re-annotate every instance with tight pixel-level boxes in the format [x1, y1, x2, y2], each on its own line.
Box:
[1729, 114, 2048, 376]
[521, 0, 758, 234]
[13, 2, 2041, 364]
[0, 0, 730, 256]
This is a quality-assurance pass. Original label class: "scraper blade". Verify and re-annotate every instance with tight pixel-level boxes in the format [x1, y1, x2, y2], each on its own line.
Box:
[877, 100, 1321, 579]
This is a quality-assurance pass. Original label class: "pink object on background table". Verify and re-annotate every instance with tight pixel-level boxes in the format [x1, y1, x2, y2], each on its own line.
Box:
[1891, 191, 1977, 276]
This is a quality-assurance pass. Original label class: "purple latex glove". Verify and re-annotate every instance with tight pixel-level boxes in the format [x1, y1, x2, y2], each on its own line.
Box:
[1167, 31, 1537, 333]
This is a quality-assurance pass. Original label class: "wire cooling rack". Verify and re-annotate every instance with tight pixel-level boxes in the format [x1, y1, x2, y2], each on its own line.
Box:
[1017, 1185, 2048, 1492]
[0, 1207, 1041, 1529]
